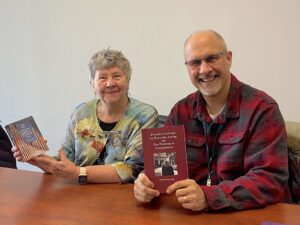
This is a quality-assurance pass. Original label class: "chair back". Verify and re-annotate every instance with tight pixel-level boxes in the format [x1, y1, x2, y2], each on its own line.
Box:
[286, 121, 300, 204]
[158, 115, 167, 127]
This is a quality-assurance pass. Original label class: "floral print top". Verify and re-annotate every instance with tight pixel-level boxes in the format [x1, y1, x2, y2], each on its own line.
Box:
[62, 98, 158, 182]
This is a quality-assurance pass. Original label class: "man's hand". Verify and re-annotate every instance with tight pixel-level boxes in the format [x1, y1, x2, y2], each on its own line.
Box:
[166, 179, 208, 211]
[134, 173, 160, 203]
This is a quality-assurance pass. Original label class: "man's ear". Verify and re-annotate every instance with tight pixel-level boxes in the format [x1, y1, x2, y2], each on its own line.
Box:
[226, 51, 233, 68]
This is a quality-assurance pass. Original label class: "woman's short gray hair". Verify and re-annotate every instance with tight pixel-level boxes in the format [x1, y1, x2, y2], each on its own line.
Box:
[88, 49, 132, 82]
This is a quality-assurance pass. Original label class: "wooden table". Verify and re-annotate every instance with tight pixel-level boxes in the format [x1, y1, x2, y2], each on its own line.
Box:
[0, 167, 299, 225]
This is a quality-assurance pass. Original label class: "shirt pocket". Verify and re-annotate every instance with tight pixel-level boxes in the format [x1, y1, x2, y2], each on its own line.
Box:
[217, 130, 247, 171]
[218, 131, 246, 145]
[185, 134, 206, 166]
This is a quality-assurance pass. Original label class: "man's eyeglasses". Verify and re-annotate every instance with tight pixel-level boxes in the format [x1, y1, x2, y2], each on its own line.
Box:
[184, 52, 227, 70]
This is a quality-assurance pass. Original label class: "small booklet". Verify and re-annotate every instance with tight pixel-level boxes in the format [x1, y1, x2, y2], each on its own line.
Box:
[142, 125, 188, 193]
[5, 116, 49, 161]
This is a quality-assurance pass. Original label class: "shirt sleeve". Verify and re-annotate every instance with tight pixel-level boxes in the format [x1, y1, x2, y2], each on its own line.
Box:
[61, 111, 76, 162]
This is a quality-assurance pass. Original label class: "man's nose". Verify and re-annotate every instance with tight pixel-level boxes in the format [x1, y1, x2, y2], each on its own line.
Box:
[199, 61, 213, 74]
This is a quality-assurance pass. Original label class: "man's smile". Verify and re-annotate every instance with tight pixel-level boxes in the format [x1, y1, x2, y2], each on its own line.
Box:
[198, 74, 219, 83]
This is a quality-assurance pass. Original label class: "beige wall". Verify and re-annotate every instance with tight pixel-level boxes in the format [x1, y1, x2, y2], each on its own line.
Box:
[1, 0, 299, 171]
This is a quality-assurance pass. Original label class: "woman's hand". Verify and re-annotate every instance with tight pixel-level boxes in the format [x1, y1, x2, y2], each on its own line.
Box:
[32, 149, 79, 181]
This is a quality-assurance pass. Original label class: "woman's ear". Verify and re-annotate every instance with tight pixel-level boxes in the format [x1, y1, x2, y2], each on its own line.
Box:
[90, 80, 97, 97]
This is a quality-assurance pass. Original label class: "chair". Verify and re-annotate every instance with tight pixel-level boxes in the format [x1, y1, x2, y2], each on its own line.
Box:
[158, 115, 168, 127]
[285, 121, 300, 204]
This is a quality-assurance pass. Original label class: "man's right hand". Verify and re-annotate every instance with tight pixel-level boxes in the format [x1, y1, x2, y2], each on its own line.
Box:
[134, 173, 160, 203]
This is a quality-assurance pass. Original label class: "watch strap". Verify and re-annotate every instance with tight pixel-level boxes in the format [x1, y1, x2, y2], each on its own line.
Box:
[78, 167, 87, 184]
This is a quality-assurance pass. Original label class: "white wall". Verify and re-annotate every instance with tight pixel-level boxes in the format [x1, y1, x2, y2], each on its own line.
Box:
[1, 0, 299, 171]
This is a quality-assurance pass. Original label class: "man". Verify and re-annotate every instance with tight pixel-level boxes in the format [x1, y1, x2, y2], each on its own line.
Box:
[161, 160, 174, 176]
[134, 30, 292, 211]
[0, 124, 17, 168]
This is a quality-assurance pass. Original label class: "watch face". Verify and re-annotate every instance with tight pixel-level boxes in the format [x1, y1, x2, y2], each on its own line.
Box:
[78, 175, 87, 184]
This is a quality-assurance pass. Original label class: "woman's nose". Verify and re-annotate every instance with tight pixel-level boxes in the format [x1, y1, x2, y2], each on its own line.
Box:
[105, 77, 115, 87]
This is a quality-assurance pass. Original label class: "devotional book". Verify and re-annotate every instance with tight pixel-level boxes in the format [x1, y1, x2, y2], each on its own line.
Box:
[5, 116, 49, 161]
[142, 125, 188, 193]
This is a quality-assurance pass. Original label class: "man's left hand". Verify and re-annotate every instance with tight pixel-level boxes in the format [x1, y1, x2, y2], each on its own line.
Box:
[166, 179, 208, 211]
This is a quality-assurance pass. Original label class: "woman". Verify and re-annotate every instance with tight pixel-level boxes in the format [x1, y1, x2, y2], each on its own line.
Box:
[13, 49, 158, 183]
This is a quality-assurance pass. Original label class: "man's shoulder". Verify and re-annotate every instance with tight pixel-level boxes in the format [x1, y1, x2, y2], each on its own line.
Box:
[240, 82, 277, 105]
[174, 91, 199, 107]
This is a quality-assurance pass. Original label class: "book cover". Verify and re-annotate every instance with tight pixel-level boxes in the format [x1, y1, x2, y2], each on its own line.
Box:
[142, 125, 188, 193]
[5, 116, 49, 161]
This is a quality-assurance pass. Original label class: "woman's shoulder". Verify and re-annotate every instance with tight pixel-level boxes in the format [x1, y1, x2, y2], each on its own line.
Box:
[73, 99, 97, 111]
[71, 99, 97, 120]
[128, 98, 157, 111]
[128, 98, 158, 116]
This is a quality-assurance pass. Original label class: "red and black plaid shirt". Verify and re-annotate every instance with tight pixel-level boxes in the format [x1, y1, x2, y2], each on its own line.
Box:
[166, 74, 292, 210]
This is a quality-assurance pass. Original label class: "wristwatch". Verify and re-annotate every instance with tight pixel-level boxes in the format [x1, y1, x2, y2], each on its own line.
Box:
[78, 167, 87, 184]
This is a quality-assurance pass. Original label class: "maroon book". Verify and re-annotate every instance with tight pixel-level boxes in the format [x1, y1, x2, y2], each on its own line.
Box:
[142, 125, 188, 193]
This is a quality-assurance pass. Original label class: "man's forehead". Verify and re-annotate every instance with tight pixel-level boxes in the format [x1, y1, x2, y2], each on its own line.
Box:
[185, 33, 225, 57]
[187, 32, 222, 48]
